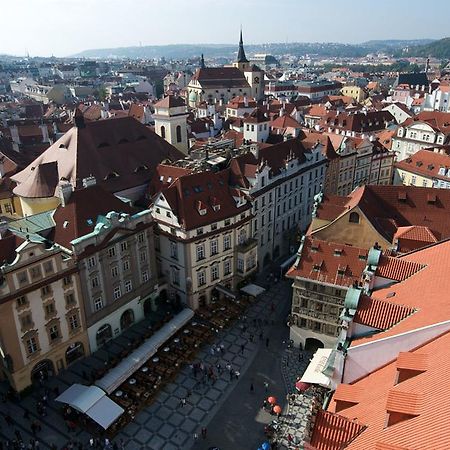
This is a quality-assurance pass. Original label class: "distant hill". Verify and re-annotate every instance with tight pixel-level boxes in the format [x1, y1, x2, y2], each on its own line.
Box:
[402, 37, 450, 59]
[71, 40, 436, 60]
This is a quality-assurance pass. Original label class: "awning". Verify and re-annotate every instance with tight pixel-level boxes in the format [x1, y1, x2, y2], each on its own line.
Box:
[55, 384, 124, 430]
[84, 396, 124, 430]
[214, 284, 237, 300]
[240, 283, 266, 297]
[95, 308, 194, 394]
[300, 348, 333, 387]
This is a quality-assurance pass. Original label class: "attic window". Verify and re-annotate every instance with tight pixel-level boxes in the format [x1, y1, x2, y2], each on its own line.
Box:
[397, 192, 407, 202]
[63, 221, 69, 229]
[386, 292, 396, 298]
[427, 193, 437, 203]
[358, 254, 367, 261]
[134, 165, 148, 173]
[416, 161, 423, 167]
[313, 263, 322, 272]
[311, 243, 320, 252]
[86, 219, 94, 226]
[59, 144, 66, 149]
[337, 265, 347, 275]
[198, 208, 207, 216]
[104, 172, 119, 180]
[427, 164, 434, 170]
[193, 185, 203, 193]
[183, 188, 190, 196]
[213, 204, 220, 212]
[97, 142, 109, 148]
[334, 248, 343, 256]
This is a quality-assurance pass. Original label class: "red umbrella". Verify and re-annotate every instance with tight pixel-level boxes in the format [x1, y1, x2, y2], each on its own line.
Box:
[273, 405, 282, 414]
[295, 381, 310, 392]
[267, 396, 277, 405]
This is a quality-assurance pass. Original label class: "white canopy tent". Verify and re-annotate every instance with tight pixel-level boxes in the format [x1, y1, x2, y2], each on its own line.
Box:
[300, 348, 333, 388]
[55, 384, 124, 430]
[240, 283, 266, 297]
[95, 308, 194, 394]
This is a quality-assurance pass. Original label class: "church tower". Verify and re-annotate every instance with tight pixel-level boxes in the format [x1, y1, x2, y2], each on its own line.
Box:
[233, 29, 249, 72]
[153, 96, 189, 155]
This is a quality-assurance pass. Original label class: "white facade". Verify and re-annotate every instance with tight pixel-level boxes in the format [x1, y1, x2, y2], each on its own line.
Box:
[422, 87, 450, 113]
[154, 103, 189, 154]
[243, 120, 270, 143]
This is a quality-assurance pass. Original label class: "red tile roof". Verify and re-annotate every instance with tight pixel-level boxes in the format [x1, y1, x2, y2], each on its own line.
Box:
[375, 255, 426, 281]
[286, 237, 368, 287]
[154, 95, 186, 108]
[395, 149, 450, 181]
[353, 295, 416, 330]
[309, 409, 366, 450]
[158, 169, 250, 230]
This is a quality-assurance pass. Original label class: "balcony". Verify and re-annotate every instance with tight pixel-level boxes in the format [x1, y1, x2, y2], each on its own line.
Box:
[235, 238, 258, 253]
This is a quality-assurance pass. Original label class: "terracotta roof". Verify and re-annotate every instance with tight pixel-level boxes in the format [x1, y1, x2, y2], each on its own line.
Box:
[271, 114, 301, 129]
[243, 108, 270, 124]
[375, 255, 426, 281]
[128, 103, 145, 122]
[402, 111, 450, 135]
[51, 184, 136, 249]
[226, 95, 257, 109]
[354, 239, 450, 345]
[325, 330, 450, 450]
[309, 409, 366, 450]
[395, 149, 450, 182]
[190, 67, 249, 89]
[158, 169, 250, 230]
[154, 95, 185, 108]
[320, 110, 394, 133]
[148, 163, 192, 197]
[353, 295, 416, 330]
[12, 117, 184, 197]
[286, 237, 368, 287]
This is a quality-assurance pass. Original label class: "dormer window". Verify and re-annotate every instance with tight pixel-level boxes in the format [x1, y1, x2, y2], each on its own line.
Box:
[196, 200, 207, 216]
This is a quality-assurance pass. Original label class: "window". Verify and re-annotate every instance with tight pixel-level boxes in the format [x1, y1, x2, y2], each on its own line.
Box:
[94, 297, 103, 311]
[176, 125, 182, 143]
[160, 125, 166, 139]
[224, 219, 231, 226]
[16, 271, 27, 285]
[30, 266, 41, 280]
[238, 229, 247, 245]
[65, 293, 75, 306]
[171, 267, 180, 286]
[411, 175, 416, 185]
[108, 247, 116, 257]
[140, 251, 147, 262]
[349, 212, 360, 224]
[43, 261, 53, 274]
[197, 270, 206, 287]
[142, 270, 149, 283]
[69, 314, 79, 331]
[49, 325, 59, 341]
[211, 223, 217, 231]
[223, 235, 231, 250]
[45, 303, 55, 316]
[137, 233, 145, 243]
[21, 314, 33, 328]
[41, 285, 51, 296]
[63, 275, 72, 286]
[196, 244, 205, 261]
[120, 241, 128, 252]
[26, 336, 38, 355]
[111, 266, 119, 278]
[170, 241, 178, 259]
[224, 259, 231, 276]
[113, 286, 121, 300]
[87, 256, 96, 269]
[91, 276, 99, 289]
[211, 264, 219, 281]
[125, 280, 132, 293]
[123, 259, 130, 271]
[166, 211, 172, 218]
[16, 296, 27, 308]
[237, 258, 244, 273]
[210, 239, 218, 256]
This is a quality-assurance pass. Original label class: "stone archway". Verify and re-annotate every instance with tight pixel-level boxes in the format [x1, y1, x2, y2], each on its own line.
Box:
[305, 338, 324, 352]
[31, 359, 54, 384]
[65, 342, 85, 366]
[120, 309, 135, 331]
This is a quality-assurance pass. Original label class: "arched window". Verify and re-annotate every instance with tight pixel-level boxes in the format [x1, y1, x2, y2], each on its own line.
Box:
[160, 125, 166, 139]
[349, 212, 360, 224]
[176, 125, 182, 143]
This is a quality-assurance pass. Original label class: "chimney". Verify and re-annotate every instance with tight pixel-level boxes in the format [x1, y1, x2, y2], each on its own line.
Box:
[10, 125, 20, 145]
[73, 108, 85, 128]
[58, 182, 73, 207]
[250, 143, 259, 159]
[244, 95, 249, 108]
[39, 124, 50, 143]
[82, 176, 96, 188]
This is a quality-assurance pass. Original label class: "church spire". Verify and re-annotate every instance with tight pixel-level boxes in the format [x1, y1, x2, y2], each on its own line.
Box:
[200, 53, 205, 69]
[237, 28, 249, 63]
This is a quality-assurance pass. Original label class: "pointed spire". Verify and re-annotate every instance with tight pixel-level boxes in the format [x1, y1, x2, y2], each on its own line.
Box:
[237, 28, 249, 63]
[200, 53, 205, 69]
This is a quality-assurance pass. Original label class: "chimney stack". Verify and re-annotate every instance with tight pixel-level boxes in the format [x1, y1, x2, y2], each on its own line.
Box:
[59, 182, 73, 207]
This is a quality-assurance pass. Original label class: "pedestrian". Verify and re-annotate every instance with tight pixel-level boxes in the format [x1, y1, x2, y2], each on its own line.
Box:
[266, 337, 269, 348]
[193, 432, 198, 441]
[264, 381, 269, 392]
[250, 382, 254, 393]
[180, 397, 186, 407]
[201, 427, 207, 439]
[210, 346, 215, 356]
[240, 344, 245, 355]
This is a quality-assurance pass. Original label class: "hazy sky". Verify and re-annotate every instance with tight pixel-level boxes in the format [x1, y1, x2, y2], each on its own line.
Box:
[2, 0, 450, 57]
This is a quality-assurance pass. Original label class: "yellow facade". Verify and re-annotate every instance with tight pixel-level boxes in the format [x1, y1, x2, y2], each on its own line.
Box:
[18, 196, 60, 217]
[341, 86, 366, 103]
[394, 167, 433, 188]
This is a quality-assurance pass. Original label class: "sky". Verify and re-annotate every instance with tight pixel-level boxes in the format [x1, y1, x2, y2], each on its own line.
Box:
[1, 0, 450, 57]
